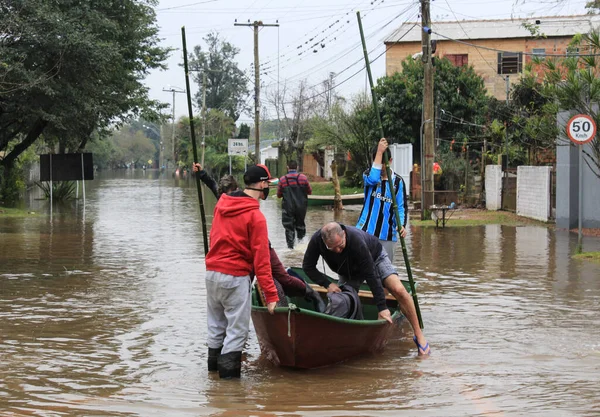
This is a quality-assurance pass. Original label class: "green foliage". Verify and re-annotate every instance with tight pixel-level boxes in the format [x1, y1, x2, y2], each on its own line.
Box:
[0, 145, 37, 205]
[36, 181, 76, 202]
[0, 0, 170, 173]
[175, 110, 240, 178]
[0, 164, 23, 204]
[237, 123, 250, 139]
[436, 144, 469, 191]
[309, 95, 376, 172]
[586, 0, 600, 13]
[529, 28, 600, 177]
[188, 32, 249, 121]
[84, 125, 157, 168]
[375, 57, 489, 148]
[85, 138, 119, 170]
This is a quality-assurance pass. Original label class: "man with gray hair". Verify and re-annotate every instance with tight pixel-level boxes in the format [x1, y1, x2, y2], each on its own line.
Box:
[302, 222, 430, 356]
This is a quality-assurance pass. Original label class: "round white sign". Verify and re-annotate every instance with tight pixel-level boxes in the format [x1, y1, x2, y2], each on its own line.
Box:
[566, 114, 596, 145]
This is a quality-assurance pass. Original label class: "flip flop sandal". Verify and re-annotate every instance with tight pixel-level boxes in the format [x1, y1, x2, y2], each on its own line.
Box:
[413, 336, 431, 355]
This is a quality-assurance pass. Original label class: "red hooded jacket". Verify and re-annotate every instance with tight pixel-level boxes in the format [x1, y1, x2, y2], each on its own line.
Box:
[205, 193, 278, 304]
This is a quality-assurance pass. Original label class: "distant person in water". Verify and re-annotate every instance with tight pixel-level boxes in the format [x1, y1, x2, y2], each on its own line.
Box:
[277, 160, 312, 249]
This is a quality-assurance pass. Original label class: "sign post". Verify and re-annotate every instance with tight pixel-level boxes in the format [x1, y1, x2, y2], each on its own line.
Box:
[566, 114, 596, 251]
[228, 139, 249, 175]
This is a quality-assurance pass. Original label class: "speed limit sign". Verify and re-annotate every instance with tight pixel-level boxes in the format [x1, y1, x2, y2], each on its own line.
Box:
[566, 114, 596, 145]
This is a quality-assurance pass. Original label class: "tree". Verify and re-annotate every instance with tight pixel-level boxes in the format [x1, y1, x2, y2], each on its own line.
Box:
[175, 110, 238, 178]
[530, 30, 600, 177]
[586, 0, 600, 13]
[187, 32, 249, 121]
[266, 80, 325, 166]
[0, 0, 169, 201]
[308, 95, 375, 175]
[375, 57, 490, 152]
[237, 123, 250, 139]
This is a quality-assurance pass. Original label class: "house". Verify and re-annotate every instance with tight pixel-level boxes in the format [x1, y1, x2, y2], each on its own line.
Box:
[384, 15, 600, 100]
[260, 144, 278, 165]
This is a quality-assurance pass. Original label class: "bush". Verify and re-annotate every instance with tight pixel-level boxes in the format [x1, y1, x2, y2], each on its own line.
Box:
[36, 181, 77, 202]
[0, 165, 25, 205]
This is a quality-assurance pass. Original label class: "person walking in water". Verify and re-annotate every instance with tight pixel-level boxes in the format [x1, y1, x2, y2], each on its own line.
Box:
[277, 160, 312, 249]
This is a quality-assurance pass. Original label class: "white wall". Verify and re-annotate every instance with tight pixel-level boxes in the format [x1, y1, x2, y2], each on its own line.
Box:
[260, 146, 278, 165]
[389, 143, 413, 194]
[324, 146, 334, 179]
[517, 166, 552, 222]
[485, 165, 502, 211]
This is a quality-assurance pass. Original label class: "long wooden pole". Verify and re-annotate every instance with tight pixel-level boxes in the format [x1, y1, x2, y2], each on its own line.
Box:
[182, 26, 209, 256]
[356, 12, 423, 329]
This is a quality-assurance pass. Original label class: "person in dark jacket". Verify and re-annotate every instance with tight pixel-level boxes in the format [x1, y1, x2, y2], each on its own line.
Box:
[277, 160, 312, 249]
[302, 222, 430, 356]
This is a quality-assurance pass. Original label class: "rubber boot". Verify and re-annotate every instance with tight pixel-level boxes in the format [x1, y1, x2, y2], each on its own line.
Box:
[218, 351, 242, 379]
[207, 346, 222, 372]
[304, 284, 326, 313]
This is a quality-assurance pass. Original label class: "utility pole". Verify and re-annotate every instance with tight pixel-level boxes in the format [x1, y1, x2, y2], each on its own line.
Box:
[201, 73, 207, 166]
[421, 0, 435, 210]
[505, 75, 510, 163]
[327, 71, 336, 119]
[163, 86, 186, 169]
[235, 20, 279, 162]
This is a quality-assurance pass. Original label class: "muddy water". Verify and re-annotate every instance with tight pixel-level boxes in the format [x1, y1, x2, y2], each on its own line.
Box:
[1, 170, 599, 416]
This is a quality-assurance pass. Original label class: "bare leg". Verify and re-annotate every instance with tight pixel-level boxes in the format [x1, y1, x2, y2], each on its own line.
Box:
[384, 274, 430, 356]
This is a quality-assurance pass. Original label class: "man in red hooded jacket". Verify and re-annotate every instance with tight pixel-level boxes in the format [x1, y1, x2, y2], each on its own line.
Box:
[205, 164, 279, 379]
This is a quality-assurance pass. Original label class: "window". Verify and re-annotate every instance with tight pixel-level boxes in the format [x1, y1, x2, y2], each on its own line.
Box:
[567, 47, 579, 57]
[497, 52, 523, 74]
[445, 54, 468, 67]
[532, 48, 546, 60]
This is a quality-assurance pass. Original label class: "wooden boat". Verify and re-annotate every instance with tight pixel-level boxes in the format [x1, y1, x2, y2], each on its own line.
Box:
[251, 267, 409, 369]
[307, 193, 364, 206]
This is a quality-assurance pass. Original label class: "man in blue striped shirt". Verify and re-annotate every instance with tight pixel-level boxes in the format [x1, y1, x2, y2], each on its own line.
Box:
[356, 138, 407, 263]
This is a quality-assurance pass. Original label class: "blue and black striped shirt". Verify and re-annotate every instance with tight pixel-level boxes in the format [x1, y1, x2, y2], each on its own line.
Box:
[356, 166, 407, 242]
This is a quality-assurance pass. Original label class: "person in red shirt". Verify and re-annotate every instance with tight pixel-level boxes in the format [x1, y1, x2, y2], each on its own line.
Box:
[205, 164, 279, 379]
[193, 163, 325, 312]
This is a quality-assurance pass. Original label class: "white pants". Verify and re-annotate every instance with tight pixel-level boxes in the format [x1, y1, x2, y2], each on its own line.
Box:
[206, 271, 251, 354]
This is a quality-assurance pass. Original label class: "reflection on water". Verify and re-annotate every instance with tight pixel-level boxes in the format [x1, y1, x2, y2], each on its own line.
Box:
[1, 170, 599, 416]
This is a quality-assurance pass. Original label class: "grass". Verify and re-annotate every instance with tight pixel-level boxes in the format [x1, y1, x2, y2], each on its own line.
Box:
[310, 182, 362, 196]
[0, 206, 40, 217]
[410, 209, 553, 228]
[573, 252, 600, 264]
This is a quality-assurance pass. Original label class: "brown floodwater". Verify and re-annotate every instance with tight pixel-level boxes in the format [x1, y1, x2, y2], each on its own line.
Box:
[1, 170, 599, 416]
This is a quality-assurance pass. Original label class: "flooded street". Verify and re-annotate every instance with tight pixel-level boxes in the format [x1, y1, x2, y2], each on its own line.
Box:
[1, 171, 600, 416]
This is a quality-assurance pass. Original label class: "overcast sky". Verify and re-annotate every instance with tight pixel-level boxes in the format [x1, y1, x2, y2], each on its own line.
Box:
[145, 0, 588, 125]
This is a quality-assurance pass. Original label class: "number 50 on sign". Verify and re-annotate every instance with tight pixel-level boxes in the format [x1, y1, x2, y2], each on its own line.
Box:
[566, 114, 597, 145]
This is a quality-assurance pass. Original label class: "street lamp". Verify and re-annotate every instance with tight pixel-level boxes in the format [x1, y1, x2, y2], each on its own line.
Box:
[162, 85, 186, 170]
[142, 123, 163, 170]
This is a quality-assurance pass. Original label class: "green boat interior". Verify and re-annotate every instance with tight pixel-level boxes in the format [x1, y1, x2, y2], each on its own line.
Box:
[252, 267, 410, 321]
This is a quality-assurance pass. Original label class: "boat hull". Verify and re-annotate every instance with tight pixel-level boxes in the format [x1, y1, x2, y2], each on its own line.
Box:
[307, 194, 364, 206]
[251, 306, 397, 369]
[251, 267, 405, 369]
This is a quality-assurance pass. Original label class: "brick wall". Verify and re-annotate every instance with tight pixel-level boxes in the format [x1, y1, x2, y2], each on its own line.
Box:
[517, 166, 552, 222]
[485, 165, 502, 210]
[302, 154, 319, 177]
[385, 36, 573, 100]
